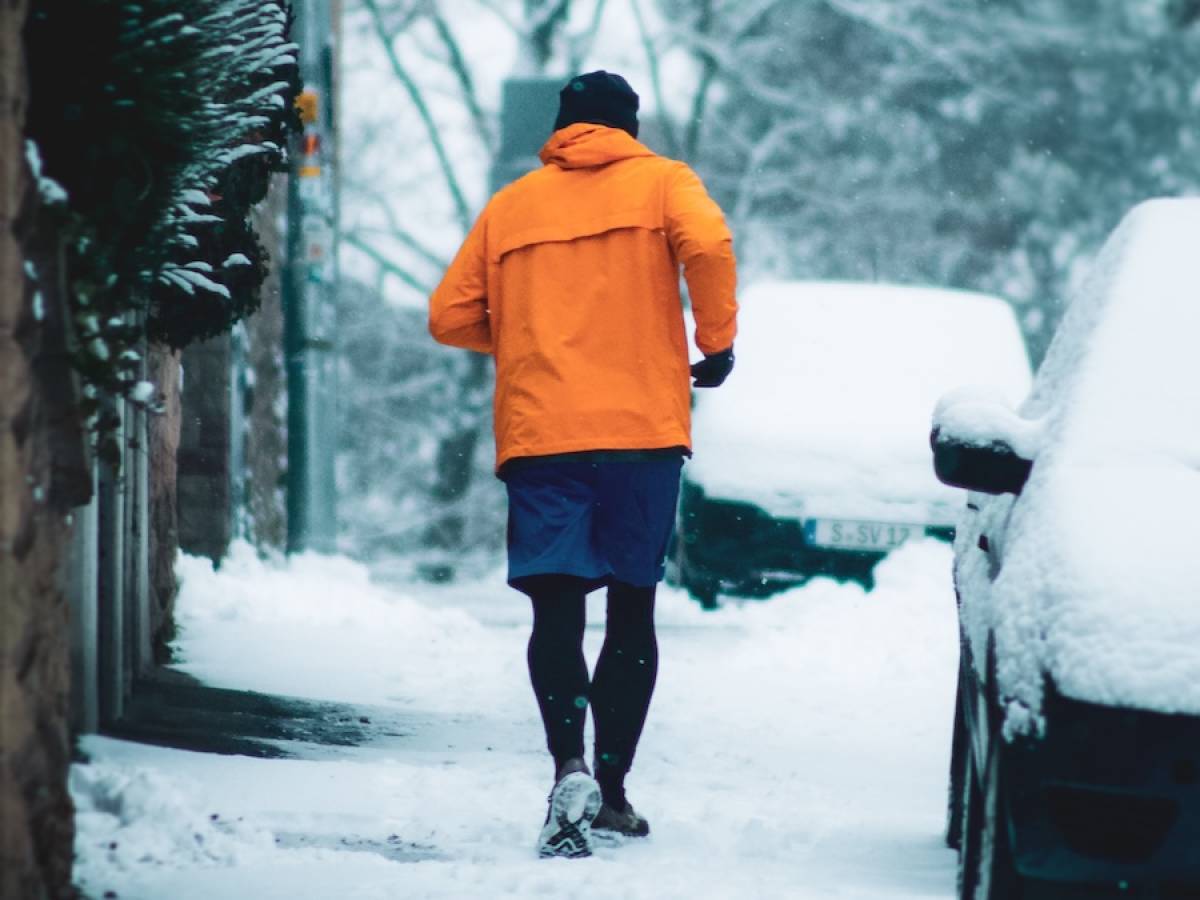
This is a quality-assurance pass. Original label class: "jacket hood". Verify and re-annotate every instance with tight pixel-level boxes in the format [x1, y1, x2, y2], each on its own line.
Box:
[538, 123, 656, 170]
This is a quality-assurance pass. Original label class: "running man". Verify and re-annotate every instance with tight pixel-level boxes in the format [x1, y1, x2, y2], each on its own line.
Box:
[429, 70, 738, 858]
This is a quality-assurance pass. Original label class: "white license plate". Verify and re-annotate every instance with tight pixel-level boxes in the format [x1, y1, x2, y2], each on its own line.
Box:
[805, 518, 919, 551]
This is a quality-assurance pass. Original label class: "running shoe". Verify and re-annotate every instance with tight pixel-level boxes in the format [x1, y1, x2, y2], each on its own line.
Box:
[536, 758, 602, 859]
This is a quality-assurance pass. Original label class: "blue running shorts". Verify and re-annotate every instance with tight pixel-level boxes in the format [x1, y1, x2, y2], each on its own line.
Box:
[502, 454, 684, 590]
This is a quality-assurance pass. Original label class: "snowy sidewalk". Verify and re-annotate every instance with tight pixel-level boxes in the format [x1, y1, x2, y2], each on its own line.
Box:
[73, 542, 959, 899]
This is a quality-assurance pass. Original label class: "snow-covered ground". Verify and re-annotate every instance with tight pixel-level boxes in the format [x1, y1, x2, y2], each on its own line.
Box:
[73, 541, 960, 899]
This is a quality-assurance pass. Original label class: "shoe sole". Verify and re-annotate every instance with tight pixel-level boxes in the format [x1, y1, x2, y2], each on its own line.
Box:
[536, 772, 602, 859]
[592, 818, 650, 839]
[591, 829, 632, 849]
[593, 822, 650, 839]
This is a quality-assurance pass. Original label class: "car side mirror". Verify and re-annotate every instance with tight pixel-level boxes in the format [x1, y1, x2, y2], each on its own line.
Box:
[931, 429, 1032, 495]
[930, 389, 1038, 496]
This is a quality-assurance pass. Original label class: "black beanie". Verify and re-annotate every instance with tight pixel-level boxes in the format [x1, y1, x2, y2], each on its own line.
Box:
[553, 71, 640, 139]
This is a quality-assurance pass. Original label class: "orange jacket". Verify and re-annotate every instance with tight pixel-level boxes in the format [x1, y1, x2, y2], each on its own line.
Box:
[429, 123, 738, 469]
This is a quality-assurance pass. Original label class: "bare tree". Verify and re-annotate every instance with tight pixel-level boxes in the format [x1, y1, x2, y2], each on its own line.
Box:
[648, 0, 1200, 362]
[340, 0, 610, 575]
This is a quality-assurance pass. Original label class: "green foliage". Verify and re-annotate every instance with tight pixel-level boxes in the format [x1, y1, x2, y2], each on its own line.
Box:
[25, 0, 300, 459]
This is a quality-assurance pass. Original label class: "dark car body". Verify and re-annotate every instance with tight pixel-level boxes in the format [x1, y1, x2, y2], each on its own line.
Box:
[669, 479, 951, 607]
[948, 623, 1200, 899]
[937, 200, 1200, 898]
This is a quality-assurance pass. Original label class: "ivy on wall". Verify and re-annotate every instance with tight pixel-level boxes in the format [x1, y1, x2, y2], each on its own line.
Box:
[24, 0, 300, 461]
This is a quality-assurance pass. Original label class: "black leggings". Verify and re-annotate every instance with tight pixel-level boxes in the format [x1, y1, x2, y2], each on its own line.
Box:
[523, 575, 658, 803]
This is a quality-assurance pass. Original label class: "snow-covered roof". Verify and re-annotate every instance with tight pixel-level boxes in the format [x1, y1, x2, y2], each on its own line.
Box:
[688, 280, 1031, 522]
[976, 198, 1200, 725]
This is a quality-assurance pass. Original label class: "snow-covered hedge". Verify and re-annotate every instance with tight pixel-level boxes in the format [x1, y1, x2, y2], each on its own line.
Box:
[24, 0, 300, 457]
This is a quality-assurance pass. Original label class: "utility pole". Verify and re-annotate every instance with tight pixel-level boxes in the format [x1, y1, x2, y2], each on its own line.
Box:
[284, 0, 339, 553]
[491, 78, 561, 193]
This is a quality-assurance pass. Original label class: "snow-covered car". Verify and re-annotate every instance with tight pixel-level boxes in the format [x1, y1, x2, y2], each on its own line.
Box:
[934, 199, 1200, 898]
[669, 280, 1031, 606]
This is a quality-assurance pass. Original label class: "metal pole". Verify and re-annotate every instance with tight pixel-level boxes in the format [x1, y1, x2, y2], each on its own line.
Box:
[67, 463, 100, 734]
[230, 322, 247, 541]
[122, 403, 137, 682]
[97, 399, 126, 726]
[285, 0, 338, 553]
[131, 338, 152, 676]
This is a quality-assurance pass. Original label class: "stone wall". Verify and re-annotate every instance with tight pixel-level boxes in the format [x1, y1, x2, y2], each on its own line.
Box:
[0, 1, 82, 895]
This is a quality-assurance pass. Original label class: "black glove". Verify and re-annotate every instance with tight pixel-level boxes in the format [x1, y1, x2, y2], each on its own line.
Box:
[690, 346, 734, 388]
